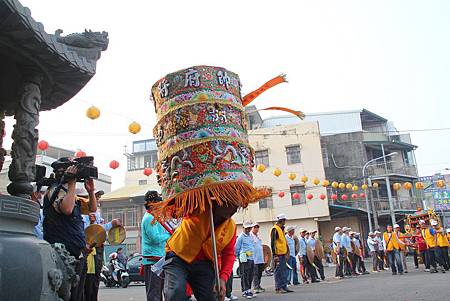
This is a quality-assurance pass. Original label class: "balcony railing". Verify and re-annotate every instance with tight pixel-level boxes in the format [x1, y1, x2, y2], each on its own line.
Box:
[365, 161, 418, 177]
[330, 197, 418, 212]
[363, 132, 413, 145]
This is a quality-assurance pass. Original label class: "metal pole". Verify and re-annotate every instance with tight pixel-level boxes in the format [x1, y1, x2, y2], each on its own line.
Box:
[209, 204, 221, 301]
[362, 168, 373, 233]
[381, 144, 396, 225]
[368, 178, 379, 229]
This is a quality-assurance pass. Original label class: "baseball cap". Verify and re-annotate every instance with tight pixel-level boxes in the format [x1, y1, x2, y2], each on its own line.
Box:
[335, 226, 342, 232]
[342, 227, 351, 232]
[144, 190, 162, 203]
[430, 220, 438, 226]
[393, 224, 400, 228]
[276, 213, 287, 221]
[368, 232, 374, 236]
[419, 220, 426, 224]
[243, 221, 256, 228]
[286, 225, 297, 232]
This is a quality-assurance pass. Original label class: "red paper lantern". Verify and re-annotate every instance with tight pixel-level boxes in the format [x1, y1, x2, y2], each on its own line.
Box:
[359, 193, 366, 198]
[351, 193, 358, 199]
[292, 193, 300, 200]
[278, 191, 285, 198]
[37, 140, 49, 151]
[306, 193, 313, 200]
[331, 194, 338, 201]
[109, 160, 119, 170]
[143, 168, 153, 176]
[341, 194, 348, 201]
[319, 194, 326, 200]
[75, 150, 86, 158]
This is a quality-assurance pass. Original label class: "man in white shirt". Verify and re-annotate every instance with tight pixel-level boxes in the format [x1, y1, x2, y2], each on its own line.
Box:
[285, 225, 300, 286]
[375, 231, 388, 270]
[333, 226, 344, 278]
[367, 232, 379, 272]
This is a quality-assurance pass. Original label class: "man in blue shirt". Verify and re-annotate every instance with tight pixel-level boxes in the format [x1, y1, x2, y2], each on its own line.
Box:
[141, 191, 171, 301]
[333, 226, 344, 278]
[341, 227, 354, 276]
[298, 229, 319, 283]
[285, 225, 300, 285]
[251, 223, 266, 294]
[235, 222, 256, 299]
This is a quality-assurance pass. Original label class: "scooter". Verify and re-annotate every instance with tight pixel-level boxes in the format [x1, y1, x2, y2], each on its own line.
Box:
[101, 260, 130, 288]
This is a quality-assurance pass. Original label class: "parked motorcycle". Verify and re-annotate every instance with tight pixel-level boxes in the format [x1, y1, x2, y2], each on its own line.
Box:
[101, 253, 130, 288]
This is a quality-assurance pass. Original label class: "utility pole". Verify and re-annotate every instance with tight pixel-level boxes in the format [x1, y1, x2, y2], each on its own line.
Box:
[368, 178, 379, 230]
[362, 152, 397, 232]
[381, 144, 396, 225]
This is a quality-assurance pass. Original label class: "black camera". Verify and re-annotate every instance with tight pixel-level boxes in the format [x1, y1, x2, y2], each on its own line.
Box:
[34, 164, 57, 188]
[51, 156, 98, 182]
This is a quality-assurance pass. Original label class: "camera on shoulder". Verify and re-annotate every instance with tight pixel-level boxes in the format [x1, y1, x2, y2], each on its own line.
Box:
[51, 156, 99, 183]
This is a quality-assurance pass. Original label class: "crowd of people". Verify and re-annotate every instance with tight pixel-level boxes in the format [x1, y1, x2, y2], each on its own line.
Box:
[365, 220, 450, 275]
[32, 157, 122, 301]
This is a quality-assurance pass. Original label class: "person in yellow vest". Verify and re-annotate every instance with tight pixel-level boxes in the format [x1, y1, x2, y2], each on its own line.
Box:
[432, 221, 449, 271]
[421, 219, 442, 273]
[383, 225, 404, 275]
[270, 214, 293, 294]
[393, 224, 408, 273]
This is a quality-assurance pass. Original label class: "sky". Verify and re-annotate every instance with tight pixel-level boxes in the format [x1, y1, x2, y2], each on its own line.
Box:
[5, 0, 450, 189]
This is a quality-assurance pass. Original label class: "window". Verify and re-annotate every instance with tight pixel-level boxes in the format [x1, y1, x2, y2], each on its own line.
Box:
[144, 151, 158, 168]
[321, 142, 329, 168]
[125, 208, 136, 227]
[127, 157, 136, 171]
[133, 140, 156, 153]
[286, 145, 301, 165]
[126, 243, 137, 254]
[259, 194, 273, 209]
[102, 207, 137, 228]
[290, 185, 306, 205]
[138, 179, 147, 185]
[255, 150, 270, 167]
[102, 207, 124, 223]
[133, 141, 146, 153]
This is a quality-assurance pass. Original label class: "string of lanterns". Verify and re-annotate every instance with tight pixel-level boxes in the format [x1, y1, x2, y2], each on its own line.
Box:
[86, 106, 142, 135]
[255, 163, 439, 201]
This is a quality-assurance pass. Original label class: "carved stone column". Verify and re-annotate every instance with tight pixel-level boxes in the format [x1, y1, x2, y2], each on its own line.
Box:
[0, 111, 6, 172]
[7, 71, 43, 198]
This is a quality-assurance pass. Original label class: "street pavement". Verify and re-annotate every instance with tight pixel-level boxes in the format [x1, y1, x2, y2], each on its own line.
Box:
[99, 261, 449, 301]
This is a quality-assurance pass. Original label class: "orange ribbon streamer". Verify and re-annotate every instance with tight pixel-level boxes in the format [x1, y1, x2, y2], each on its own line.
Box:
[261, 107, 305, 119]
[242, 75, 287, 106]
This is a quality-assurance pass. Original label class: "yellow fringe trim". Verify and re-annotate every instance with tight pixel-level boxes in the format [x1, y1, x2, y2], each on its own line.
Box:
[157, 135, 251, 162]
[150, 181, 270, 219]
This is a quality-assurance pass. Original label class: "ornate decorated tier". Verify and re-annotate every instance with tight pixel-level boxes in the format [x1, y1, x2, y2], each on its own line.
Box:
[150, 66, 269, 218]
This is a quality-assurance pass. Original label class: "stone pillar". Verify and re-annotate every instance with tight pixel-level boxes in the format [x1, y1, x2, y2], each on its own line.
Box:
[0, 111, 6, 172]
[7, 71, 43, 198]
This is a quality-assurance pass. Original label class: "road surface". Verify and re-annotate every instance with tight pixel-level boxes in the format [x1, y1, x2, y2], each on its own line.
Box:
[99, 263, 448, 301]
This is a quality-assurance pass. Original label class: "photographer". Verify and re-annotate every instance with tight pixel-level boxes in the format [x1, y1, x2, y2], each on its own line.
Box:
[43, 157, 96, 301]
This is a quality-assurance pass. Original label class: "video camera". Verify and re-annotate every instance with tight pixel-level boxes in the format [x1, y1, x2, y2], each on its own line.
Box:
[51, 156, 99, 182]
[34, 164, 57, 188]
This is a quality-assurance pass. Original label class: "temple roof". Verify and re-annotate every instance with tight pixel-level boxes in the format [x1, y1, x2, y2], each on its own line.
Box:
[0, 0, 108, 114]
